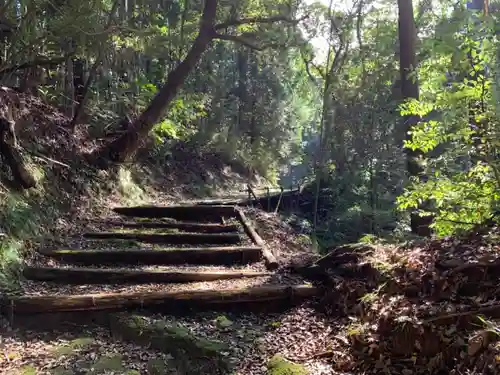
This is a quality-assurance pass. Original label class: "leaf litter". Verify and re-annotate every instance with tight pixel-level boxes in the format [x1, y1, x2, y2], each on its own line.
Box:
[306, 230, 500, 374]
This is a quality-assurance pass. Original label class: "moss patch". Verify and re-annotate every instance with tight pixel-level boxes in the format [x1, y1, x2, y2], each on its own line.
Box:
[88, 354, 124, 374]
[19, 365, 37, 375]
[51, 367, 74, 375]
[54, 337, 95, 356]
[267, 355, 308, 375]
[147, 358, 169, 375]
[215, 315, 233, 329]
[110, 314, 231, 373]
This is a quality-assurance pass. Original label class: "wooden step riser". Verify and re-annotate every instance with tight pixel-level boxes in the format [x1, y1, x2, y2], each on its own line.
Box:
[4, 285, 320, 314]
[113, 205, 236, 221]
[38, 247, 262, 266]
[23, 267, 270, 284]
[83, 232, 241, 245]
[98, 221, 239, 233]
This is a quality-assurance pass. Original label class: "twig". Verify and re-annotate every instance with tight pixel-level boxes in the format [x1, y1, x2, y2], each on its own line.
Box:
[444, 259, 500, 274]
[25, 149, 71, 168]
[423, 304, 500, 324]
[0, 55, 70, 76]
[214, 14, 307, 30]
[285, 350, 334, 362]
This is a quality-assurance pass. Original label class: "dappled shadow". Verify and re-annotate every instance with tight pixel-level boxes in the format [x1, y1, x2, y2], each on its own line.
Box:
[3, 289, 327, 374]
[2, 313, 192, 375]
[0, 202, 328, 374]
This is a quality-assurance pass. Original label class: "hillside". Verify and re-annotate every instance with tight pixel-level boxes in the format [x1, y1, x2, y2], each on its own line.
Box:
[0, 88, 259, 233]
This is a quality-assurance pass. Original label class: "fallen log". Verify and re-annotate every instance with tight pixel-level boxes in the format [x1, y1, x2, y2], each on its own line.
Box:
[38, 246, 262, 265]
[113, 205, 236, 221]
[82, 232, 241, 245]
[235, 208, 279, 270]
[0, 118, 36, 189]
[23, 266, 270, 284]
[6, 285, 320, 313]
[100, 220, 239, 233]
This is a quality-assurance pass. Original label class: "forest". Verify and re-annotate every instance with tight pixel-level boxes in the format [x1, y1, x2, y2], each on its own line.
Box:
[1, 0, 500, 374]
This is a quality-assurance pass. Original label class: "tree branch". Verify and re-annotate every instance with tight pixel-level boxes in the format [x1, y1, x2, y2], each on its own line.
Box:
[302, 57, 317, 83]
[213, 33, 264, 50]
[0, 56, 70, 76]
[302, 54, 325, 81]
[214, 14, 307, 31]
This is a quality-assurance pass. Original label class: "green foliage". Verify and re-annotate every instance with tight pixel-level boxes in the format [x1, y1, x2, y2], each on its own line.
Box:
[396, 6, 500, 236]
[0, 239, 22, 292]
[9, 0, 500, 246]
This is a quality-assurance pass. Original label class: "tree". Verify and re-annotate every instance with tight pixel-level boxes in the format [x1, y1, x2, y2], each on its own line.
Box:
[397, 0, 432, 236]
[94, 0, 304, 165]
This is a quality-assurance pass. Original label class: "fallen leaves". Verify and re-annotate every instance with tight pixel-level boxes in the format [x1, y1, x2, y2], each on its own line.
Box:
[308, 233, 500, 374]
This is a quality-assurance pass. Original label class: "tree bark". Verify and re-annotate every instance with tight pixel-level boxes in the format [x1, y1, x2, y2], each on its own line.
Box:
[63, 41, 75, 118]
[71, 0, 120, 128]
[0, 119, 36, 189]
[397, 0, 432, 236]
[95, 0, 219, 164]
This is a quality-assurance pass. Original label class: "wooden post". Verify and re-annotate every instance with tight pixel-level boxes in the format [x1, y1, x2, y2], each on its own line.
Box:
[274, 186, 284, 214]
[247, 184, 252, 207]
[235, 208, 279, 270]
[266, 187, 270, 211]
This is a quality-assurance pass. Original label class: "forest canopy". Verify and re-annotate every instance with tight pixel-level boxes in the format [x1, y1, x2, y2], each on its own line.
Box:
[0, 0, 499, 245]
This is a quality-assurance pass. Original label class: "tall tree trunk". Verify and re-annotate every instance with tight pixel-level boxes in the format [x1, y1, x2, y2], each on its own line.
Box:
[73, 58, 85, 104]
[63, 39, 75, 118]
[397, 0, 432, 236]
[94, 0, 218, 165]
[71, 0, 120, 128]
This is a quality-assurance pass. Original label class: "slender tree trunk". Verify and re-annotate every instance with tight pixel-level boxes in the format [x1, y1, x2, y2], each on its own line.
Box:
[94, 0, 218, 165]
[397, 0, 432, 236]
[71, 0, 120, 128]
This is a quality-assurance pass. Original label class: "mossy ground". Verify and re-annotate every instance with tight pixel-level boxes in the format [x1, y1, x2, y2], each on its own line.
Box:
[11, 352, 140, 375]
